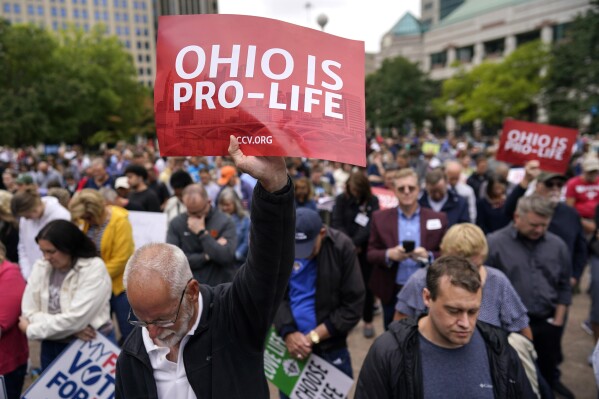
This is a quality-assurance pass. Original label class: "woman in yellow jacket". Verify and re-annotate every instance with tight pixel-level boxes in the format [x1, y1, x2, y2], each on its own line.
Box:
[69, 188, 135, 345]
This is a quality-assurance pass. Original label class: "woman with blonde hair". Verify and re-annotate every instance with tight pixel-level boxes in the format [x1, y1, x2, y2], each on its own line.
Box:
[0, 190, 18, 263]
[393, 223, 531, 339]
[69, 188, 135, 345]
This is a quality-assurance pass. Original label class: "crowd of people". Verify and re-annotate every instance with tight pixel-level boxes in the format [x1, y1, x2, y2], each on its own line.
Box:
[0, 133, 598, 398]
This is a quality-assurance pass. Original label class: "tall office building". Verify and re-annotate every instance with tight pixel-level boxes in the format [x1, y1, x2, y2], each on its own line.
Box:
[155, 0, 217, 15]
[0, 0, 156, 86]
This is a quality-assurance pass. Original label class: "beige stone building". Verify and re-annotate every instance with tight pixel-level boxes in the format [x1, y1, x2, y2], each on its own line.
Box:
[377, 0, 591, 80]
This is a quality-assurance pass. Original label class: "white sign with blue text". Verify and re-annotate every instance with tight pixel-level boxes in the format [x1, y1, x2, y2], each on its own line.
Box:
[22, 334, 120, 399]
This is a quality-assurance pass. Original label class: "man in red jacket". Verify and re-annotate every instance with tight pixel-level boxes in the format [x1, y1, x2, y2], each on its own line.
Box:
[368, 168, 447, 329]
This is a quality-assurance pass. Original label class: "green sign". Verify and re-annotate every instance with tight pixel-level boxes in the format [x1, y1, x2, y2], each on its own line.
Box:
[264, 328, 354, 398]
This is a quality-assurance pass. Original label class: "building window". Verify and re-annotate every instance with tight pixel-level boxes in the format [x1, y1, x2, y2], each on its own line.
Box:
[82, 9, 87, 18]
[430, 51, 447, 68]
[139, 68, 144, 75]
[73, 8, 79, 18]
[3, 3, 10, 13]
[103, 10, 108, 20]
[83, 23, 89, 31]
[143, 28, 148, 36]
[424, 2, 433, 10]
[483, 38, 504, 58]
[144, 41, 149, 49]
[121, 0, 127, 7]
[13, 3, 21, 14]
[137, 41, 141, 49]
[124, 40, 130, 48]
[60, 7, 66, 17]
[141, 1, 146, 9]
[52, 6, 58, 16]
[73, 0, 78, 3]
[137, 54, 142, 62]
[113, 0, 119, 7]
[146, 67, 151, 75]
[553, 23, 572, 42]
[133, 0, 138, 9]
[94, 11, 100, 19]
[142, 15, 147, 23]
[124, 26, 129, 35]
[146, 54, 150, 62]
[516, 30, 540, 46]
[28, 4, 34, 15]
[52, 21, 59, 30]
[123, 13, 128, 21]
[115, 12, 120, 21]
[82, 0, 87, 4]
[37, 6, 43, 15]
[456, 45, 473, 63]
[116, 26, 122, 35]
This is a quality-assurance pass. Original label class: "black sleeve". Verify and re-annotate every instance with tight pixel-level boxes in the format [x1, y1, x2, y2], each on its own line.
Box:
[504, 185, 526, 219]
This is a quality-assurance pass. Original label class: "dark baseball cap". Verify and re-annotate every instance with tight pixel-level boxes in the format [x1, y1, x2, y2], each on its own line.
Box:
[295, 208, 323, 259]
[537, 171, 567, 184]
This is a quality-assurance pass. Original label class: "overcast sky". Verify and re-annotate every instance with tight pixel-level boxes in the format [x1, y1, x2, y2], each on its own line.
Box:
[218, 0, 421, 53]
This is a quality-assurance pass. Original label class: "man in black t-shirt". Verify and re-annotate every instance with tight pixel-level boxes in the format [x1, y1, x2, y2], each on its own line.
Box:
[125, 164, 161, 212]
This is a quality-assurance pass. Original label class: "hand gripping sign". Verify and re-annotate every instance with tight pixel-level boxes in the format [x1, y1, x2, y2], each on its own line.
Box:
[264, 328, 353, 398]
[155, 15, 366, 166]
[496, 119, 578, 173]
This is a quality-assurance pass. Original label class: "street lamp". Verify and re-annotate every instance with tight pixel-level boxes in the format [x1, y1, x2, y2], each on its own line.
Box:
[317, 13, 328, 31]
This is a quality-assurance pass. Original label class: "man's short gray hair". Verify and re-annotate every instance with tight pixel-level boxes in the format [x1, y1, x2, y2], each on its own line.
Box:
[123, 243, 192, 299]
[516, 194, 555, 219]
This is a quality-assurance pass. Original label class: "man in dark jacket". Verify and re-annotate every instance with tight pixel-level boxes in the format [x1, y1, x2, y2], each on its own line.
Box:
[274, 208, 364, 386]
[115, 136, 294, 399]
[356, 255, 534, 399]
[419, 168, 470, 227]
[166, 183, 237, 286]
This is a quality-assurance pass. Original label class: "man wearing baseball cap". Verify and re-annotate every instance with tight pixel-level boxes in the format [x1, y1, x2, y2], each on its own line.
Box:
[566, 157, 599, 233]
[274, 208, 364, 398]
[216, 165, 253, 210]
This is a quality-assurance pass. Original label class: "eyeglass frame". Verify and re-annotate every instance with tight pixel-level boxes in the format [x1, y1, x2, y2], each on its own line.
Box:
[127, 278, 193, 328]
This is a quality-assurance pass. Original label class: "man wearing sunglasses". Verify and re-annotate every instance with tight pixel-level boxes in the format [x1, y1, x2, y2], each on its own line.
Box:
[115, 136, 294, 399]
[368, 168, 448, 330]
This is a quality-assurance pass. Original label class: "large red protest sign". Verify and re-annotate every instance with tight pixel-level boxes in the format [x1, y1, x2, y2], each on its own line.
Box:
[496, 120, 578, 173]
[155, 15, 366, 166]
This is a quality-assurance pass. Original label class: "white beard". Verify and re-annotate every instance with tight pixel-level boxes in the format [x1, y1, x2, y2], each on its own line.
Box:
[153, 301, 193, 348]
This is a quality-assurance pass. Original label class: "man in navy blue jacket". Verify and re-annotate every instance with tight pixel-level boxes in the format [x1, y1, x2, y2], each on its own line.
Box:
[419, 168, 470, 227]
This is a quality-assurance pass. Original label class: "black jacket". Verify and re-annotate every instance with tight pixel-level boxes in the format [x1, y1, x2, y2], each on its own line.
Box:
[274, 227, 365, 353]
[115, 180, 295, 399]
[166, 206, 237, 286]
[355, 318, 535, 399]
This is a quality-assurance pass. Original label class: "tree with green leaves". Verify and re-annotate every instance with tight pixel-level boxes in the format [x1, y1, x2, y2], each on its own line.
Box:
[434, 41, 550, 131]
[545, 1, 599, 132]
[366, 56, 434, 132]
[0, 21, 149, 147]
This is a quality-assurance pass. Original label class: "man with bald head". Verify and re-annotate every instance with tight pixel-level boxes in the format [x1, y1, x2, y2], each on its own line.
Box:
[445, 161, 476, 223]
[115, 136, 294, 398]
[167, 182, 236, 286]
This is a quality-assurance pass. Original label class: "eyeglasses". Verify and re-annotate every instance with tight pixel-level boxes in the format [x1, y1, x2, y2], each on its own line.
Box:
[544, 181, 564, 189]
[127, 278, 193, 328]
[396, 185, 417, 193]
